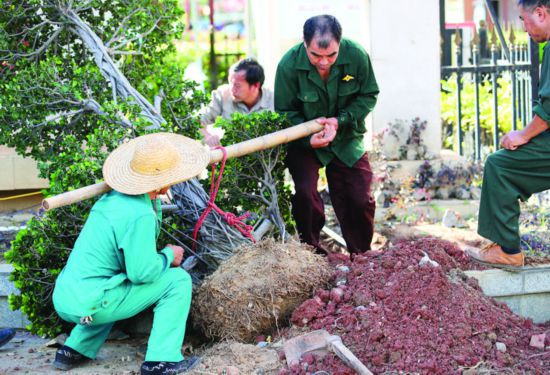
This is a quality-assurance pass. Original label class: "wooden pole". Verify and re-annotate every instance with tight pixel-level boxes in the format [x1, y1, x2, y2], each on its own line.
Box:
[42, 120, 324, 211]
[209, 119, 322, 163]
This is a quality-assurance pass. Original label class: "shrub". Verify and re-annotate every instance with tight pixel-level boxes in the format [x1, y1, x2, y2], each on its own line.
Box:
[1, 1, 206, 336]
[211, 111, 294, 237]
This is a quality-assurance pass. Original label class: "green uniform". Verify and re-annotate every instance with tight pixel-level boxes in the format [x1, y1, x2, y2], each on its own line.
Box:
[53, 191, 191, 362]
[274, 38, 378, 253]
[274, 38, 379, 167]
[477, 43, 550, 249]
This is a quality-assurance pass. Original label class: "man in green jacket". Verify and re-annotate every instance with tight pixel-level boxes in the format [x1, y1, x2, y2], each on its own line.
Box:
[52, 133, 209, 374]
[467, 0, 550, 268]
[274, 15, 379, 255]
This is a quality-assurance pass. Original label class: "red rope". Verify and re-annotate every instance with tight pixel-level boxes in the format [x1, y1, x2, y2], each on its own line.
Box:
[192, 146, 256, 249]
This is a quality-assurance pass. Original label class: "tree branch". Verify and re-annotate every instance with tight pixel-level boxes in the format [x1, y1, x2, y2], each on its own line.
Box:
[62, 8, 164, 129]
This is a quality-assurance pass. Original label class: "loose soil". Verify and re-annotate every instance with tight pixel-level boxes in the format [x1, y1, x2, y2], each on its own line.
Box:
[280, 236, 550, 374]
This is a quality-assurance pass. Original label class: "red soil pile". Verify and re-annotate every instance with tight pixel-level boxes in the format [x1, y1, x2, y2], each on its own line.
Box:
[280, 237, 550, 374]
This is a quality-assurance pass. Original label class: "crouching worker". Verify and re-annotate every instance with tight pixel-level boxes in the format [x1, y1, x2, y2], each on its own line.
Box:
[52, 133, 209, 374]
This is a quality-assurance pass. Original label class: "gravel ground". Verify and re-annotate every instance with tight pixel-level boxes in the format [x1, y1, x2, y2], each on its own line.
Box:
[0, 330, 144, 374]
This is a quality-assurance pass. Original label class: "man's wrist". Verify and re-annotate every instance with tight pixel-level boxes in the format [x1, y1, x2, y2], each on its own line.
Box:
[518, 128, 529, 141]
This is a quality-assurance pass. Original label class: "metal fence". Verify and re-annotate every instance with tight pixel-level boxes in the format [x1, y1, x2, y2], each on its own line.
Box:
[441, 28, 537, 160]
[208, 34, 245, 91]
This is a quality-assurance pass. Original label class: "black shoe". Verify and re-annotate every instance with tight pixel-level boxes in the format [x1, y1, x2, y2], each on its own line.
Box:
[0, 328, 15, 348]
[136, 343, 147, 359]
[53, 345, 90, 371]
[140, 357, 200, 374]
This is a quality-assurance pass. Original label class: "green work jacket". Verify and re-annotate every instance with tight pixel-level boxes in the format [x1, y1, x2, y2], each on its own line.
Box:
[534, 42, 550, 124]
[53, 191, 174, 318]
[274, 38, 379, 167]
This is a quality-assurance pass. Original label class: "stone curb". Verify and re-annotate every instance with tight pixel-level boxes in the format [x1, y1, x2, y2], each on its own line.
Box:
[0, 263, 29, 328]
[466, 266, 550, 324]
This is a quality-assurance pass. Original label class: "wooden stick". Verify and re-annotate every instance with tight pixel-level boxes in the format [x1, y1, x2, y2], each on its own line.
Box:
[209, 119, 323, 163]
[42, 120, 324, 211]
[42, 182, 111, 211]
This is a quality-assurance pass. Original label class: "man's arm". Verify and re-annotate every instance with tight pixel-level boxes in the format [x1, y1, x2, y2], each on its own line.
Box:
[274, 63, 313, 148]
[199, 88, 225, 146]
[199, 88, 224, 125]
[337, 50, 379, 131]
[120, 215, 174, 284]
[501, 115, 549, 150]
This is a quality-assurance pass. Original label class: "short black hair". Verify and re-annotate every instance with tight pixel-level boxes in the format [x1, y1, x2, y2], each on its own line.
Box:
[518, 0, 550, 11]
[303, 15, 342, 47]
[230, 58, 265, 87]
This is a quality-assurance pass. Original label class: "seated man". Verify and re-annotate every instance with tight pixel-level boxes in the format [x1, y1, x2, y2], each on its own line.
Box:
[466, 0, 550, 268]
[52, 133, 206, 374]
[199, 58, 274, 146]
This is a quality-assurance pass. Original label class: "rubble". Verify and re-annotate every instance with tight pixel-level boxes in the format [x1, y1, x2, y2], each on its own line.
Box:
[283, 237, 550, 374]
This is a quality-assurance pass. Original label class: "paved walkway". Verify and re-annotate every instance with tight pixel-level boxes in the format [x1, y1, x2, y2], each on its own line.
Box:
[0, 330, 144, 374]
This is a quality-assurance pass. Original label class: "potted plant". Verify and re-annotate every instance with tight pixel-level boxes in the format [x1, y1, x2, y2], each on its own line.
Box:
[435, 164, 457, 199]
[398, 117, 428, 160]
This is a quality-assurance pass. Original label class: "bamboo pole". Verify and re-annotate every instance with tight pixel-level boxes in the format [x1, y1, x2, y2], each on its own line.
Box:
[209, 119, 323, 163]
[42, 120, 324, 211]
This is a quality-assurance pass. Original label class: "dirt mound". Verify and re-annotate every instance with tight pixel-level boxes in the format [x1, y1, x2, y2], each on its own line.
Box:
[282, 237, 549, 374]
[193, 239, 332, 342]
[189, 341, 282, 375]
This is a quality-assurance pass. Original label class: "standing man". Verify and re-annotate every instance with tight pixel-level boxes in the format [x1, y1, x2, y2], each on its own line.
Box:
[52, 133, 209, 374]
[200, 58, 274, 146]
[467, 0, 550, 268]
[274, 15, 379, 255]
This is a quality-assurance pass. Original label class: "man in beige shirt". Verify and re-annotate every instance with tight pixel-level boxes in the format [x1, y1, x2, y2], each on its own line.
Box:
[199, 58, 274, 146]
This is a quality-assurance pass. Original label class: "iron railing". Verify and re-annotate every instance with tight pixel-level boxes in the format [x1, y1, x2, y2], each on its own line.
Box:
[442, 38, 534, 160]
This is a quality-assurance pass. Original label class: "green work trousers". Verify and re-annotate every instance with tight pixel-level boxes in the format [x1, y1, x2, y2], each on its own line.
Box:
[478, 130, 550, 249]
[57, 268, 192, 362]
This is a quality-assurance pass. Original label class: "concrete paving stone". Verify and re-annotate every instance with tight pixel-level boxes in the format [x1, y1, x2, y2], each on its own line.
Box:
[523, 271, 550, 295]
[467, 267, 550, 324]
[0, 296, 29, 328]
[0, 264, 17, 297]
[517, 294, 550, 324]
[0, 263, 29, 328]
[465, 269, 525, 297]
[494, 295, 521, 317]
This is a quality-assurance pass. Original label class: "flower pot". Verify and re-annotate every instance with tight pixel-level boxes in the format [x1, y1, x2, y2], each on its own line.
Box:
[406, 147, 418, 161]
[437, 186, 451, 199]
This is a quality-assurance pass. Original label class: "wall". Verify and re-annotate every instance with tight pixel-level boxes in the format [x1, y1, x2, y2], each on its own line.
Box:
[369, 0, 441, 153]
[0, 146, 48, 212]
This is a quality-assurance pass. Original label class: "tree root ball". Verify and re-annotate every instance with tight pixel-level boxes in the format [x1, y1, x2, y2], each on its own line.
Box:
[192, 239, 331, 341]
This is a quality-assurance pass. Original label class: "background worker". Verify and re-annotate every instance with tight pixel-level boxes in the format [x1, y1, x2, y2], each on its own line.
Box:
[274, 14, 379, 255]
[199, 58, 274, 146]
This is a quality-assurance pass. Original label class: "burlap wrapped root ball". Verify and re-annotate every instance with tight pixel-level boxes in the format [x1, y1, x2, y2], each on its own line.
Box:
[192, 239, 332, 342]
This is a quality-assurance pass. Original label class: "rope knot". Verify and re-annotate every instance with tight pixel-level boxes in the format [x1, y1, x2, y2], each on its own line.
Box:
[223, 212, 238, 225]
[192, 146, 256, 249]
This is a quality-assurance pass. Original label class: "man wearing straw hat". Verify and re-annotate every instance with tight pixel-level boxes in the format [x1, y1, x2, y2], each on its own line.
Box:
[274, 15, 379, 255]
[51, 133, 209, 374]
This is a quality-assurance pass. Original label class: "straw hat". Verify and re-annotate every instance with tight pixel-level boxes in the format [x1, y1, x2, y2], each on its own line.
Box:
[103, 132, 210, 195]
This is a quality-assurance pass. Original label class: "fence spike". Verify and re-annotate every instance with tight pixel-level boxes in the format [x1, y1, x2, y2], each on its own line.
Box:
[453, 29, 462, 47]
[472, 29, 480, 48]
[509, 26, 516, 46]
